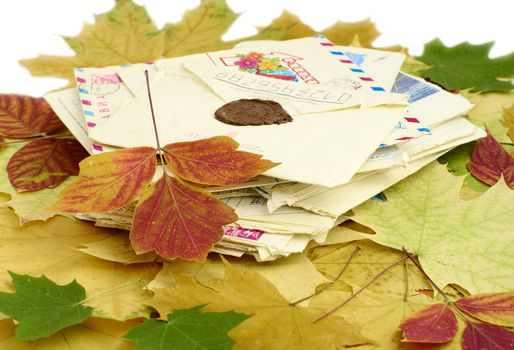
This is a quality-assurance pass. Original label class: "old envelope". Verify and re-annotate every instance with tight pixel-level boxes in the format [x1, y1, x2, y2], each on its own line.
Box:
[89, 46, 409, 187]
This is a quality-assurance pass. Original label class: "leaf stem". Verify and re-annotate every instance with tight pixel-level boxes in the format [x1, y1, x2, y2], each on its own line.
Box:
[80, 279, 145, 305]
[144, 70, 162, 152]
[144, 69, 170, 176]
[401, 247, 476, 322]
[291, 246, 361, 306]
[314, 255, 408, 322]
[79, 261, 160, 306]
[402, 247, 452, 304]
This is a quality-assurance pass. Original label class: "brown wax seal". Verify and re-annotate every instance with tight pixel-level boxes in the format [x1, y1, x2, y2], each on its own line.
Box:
[215, 99, 292, 126]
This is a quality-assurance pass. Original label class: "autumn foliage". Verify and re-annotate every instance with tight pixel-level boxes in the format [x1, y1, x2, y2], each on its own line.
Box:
[49, 137, 276, 261]
[0, 94, 64, 138]
[400, 292, 514, 348]
[0, 0, 513, 348]
[467, 131, 514, 187]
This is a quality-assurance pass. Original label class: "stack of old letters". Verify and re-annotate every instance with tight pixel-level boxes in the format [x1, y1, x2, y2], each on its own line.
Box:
[45, 36, 484, 261]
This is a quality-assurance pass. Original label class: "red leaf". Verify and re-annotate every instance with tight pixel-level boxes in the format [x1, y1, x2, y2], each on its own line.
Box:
[462, 321, 514, 350]
[48, 147, 156, 213]
[0, 94, 64, 138]
[7, 138, 88, 192]
[456, 292, 514, 327]
[130, 174, 237, 261]
[399, 303, 458, 343]
[467, 132, 514, 187]
[163, 136, 278, 186]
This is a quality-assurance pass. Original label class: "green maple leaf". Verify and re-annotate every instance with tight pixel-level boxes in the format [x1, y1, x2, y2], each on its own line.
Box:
[438, 143, 476, 176]
[352, 161, 514, 295]
[124, 305, 250, 350]
[0, 272, 92, 340]
[417, 39, 514, 92]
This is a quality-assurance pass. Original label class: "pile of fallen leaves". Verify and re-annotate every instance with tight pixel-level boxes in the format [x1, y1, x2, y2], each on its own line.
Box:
[0, 0, 513, 349]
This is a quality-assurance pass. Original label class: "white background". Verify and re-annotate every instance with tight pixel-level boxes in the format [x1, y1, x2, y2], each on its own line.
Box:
[0, 0, 511, 96]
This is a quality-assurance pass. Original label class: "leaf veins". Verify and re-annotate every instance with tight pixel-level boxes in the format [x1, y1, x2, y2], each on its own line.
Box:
[163, 136, 278, 186]
[130, 174, 237, 261]
[0, 94, 64, 138]
[7, 138, 88, 192]
[467, 132, 514, 187]
[48, 147, 156, 213]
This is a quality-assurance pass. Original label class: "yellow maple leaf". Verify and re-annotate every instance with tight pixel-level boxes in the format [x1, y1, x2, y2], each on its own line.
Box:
[0, 318, 137, 349]
[163, 0, 239, 57]
[246, 11, 406, 53]
[78, 232, 158, 265]
[310, 239, 431, 295]
[149, 252, 328, 304]
[20, 0, 406, 87]
[464, 90, 514, 144]
[149, 260, 371, 349]
[501, 103, 514, 143]
[0, 204, 160, 320]
[20, 0, 165, 86]
[309, 240, 438, 349]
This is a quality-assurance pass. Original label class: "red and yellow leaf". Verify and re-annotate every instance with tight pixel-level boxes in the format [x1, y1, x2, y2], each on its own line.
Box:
[399, 303, 458, 343]
[48, 147, 156, 213]
[462, 321, 514, 350]
[7, 138, 88, 192]
[467, 132, 514, 187]
[130, 174, 237, 261]
[163, 136, 278, 186]
[456, 292, 514, 327]
[0, 94, 64, 138]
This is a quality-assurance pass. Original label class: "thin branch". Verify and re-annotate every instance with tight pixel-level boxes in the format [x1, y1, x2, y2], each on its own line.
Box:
[314, 255, 408, 323]
[402, 247, 452, 304]
[291, 246, 361, 306]
[402, 247, 477, 323]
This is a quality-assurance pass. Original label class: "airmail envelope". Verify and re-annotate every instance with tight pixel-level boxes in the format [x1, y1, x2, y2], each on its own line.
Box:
[88, 41, 409, 187]
[234, 38, 406, 91]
